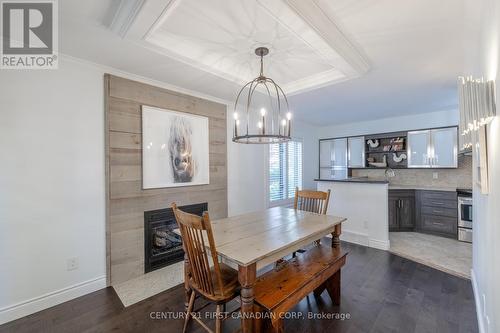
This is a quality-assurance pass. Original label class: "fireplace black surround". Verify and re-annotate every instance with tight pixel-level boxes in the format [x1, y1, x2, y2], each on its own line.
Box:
[144, 203, 208, 273]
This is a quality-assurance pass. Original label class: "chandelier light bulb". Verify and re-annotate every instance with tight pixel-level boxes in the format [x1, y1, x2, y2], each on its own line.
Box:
[257, 121, 263, 129]
[260, 108, 266, 116]
[286, 112, 292, 120]
[281, 119, 286, 126]
[233, 112, 238, 120]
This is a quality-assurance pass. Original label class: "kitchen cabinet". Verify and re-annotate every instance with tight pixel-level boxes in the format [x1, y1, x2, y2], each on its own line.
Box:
[415, 190, 457, 238]
[407, 127, 457, 168]
[389, 190, 415, 231]
[407, 130, 430, 167]
[388, 196, 399, 230]
[319, 138, 347, 179]
[348, 136, 365, 168]
[431, 127, 458, 167]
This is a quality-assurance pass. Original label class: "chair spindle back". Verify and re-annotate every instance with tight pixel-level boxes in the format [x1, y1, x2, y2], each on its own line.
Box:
[294, 187, 331, 215]
[172, 203, 225, 298]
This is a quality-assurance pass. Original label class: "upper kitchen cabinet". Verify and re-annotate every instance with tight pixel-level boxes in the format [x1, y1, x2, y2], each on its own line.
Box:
[319, 138, 347, 179]
[407, 127, 457, 168]
[431, 127, 458, 168]
[407, 130, 431, 167]
[348, 136, 365, 168]
[319, 140, 333, 168]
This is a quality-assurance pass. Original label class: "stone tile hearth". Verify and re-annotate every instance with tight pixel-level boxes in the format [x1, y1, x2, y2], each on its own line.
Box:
[113, 262, 184, 307]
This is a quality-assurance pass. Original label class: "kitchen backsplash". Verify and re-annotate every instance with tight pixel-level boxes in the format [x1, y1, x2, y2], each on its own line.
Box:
[352, 155, 472, 189]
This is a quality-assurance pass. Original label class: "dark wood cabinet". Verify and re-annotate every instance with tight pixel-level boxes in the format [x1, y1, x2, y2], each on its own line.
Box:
[388, 196, 399, 230]
[389, 190, 415, 231]
[415, 190, 457, 238]
[399, 197, 415, 229]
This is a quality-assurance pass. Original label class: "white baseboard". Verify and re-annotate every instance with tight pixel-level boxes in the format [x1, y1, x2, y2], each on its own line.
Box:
[340, 230, 369, 247]
[470, 269, 486, 333]
[369, 238, 390, 250]
[0, 276, 106, 325]
[340, 230, 390, 251]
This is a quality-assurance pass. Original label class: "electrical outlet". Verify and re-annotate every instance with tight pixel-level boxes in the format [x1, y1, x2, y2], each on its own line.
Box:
[432, 172, 439, 179]
[67, 257, 79, 271]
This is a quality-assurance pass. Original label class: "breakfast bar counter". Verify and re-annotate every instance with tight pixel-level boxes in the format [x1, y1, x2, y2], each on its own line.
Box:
[316, 179, 390, 250]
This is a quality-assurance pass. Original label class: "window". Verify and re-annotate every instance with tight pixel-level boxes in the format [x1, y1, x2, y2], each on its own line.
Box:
[268, 140, 303, 205]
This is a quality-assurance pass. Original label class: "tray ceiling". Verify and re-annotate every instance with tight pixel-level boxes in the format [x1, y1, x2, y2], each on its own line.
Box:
[109, 0, 369, 95]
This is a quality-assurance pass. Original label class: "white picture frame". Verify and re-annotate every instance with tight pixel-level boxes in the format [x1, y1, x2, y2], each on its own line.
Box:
[142, 105, 210, 189]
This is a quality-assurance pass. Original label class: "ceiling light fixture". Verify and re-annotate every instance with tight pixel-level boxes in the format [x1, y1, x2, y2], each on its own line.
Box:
[232, 47, 292, 144]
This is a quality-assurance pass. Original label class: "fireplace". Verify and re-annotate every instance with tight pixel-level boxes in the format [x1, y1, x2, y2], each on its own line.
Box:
[144, 203, 208, 273]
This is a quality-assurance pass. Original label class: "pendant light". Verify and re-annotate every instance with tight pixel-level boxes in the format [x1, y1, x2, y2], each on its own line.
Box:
[232, 47, 292, 144]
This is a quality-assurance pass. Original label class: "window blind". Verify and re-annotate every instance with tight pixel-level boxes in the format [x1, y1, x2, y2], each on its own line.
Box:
[269, 141, 303, 203]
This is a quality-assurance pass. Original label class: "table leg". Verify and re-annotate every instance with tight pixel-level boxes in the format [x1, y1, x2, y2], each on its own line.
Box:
[332, 224, 341, 248]
[184, 252, 192, 311]
[238, 263, 257, 333]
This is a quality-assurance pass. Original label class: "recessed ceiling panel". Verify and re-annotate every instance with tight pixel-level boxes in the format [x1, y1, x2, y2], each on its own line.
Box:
[139, 0, 368, 95]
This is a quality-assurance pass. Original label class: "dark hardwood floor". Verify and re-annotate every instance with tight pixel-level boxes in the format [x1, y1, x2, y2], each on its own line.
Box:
[0, 241, 478, 333]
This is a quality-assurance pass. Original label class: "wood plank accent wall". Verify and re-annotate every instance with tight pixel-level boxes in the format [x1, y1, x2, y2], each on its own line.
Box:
[105, 75, 228, 285]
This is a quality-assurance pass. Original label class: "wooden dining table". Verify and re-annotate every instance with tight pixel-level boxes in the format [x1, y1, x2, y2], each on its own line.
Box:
[178, 206, 347, 333]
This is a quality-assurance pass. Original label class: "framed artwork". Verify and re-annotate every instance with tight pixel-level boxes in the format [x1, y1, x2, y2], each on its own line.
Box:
[475, 125, 489, 194]
[142, 105, 210, 189]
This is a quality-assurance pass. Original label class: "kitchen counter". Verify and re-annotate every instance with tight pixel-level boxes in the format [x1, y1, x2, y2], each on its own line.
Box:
[315, 177, 389, 184]
[388, 184, 459, 192]
[315, 178, 463, 192]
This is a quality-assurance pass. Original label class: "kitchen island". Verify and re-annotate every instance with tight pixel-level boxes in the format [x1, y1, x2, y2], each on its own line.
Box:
[316, 178, 391, 250]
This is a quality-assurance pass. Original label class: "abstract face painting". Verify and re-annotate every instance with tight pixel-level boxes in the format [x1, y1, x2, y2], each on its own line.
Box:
[169, 116, 194, 182]
[142, 106, 209, 189]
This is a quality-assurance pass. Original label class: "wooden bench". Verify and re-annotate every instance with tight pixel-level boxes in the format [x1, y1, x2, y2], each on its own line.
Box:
[253, 244, 347, 332]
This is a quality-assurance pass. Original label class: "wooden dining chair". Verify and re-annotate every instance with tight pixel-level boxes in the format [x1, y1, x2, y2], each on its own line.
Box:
[293, 187, 331, 254]
[172, 203, 240, 333]
[294, 187, 331, 215]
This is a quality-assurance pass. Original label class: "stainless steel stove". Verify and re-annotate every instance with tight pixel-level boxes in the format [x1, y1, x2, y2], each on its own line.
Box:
[457, 189, 472, 243]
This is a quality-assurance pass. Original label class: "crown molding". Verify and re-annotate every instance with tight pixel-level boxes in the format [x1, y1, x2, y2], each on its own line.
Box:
[284, 0, 370, 76]
[104, 0, 145, 38]
[59, 53, 232, 107]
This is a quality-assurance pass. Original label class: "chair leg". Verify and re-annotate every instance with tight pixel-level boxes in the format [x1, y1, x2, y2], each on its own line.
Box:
[183, 291, 196, 333]
[216, 304, 222, 333]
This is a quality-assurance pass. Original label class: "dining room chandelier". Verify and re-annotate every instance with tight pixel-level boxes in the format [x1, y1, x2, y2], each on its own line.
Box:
[232, 47, 292, 144]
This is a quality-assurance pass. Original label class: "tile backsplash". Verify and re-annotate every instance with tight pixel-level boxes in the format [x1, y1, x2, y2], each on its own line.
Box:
[352, 155, 472, 189]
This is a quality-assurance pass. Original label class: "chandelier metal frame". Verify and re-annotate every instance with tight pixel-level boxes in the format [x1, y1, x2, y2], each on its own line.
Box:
[232, 47, 292, 144]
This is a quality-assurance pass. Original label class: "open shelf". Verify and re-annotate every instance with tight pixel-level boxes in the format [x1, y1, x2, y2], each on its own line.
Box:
[364, 133, 407, 168]
[366, 150, 407, 154]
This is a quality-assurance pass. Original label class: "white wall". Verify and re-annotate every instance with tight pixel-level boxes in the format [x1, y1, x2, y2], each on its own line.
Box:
[226, 127, 267, 216]
[0, 58, 107, 323]
[317, 109, 459, 139]
[470, 0, 500, 332]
